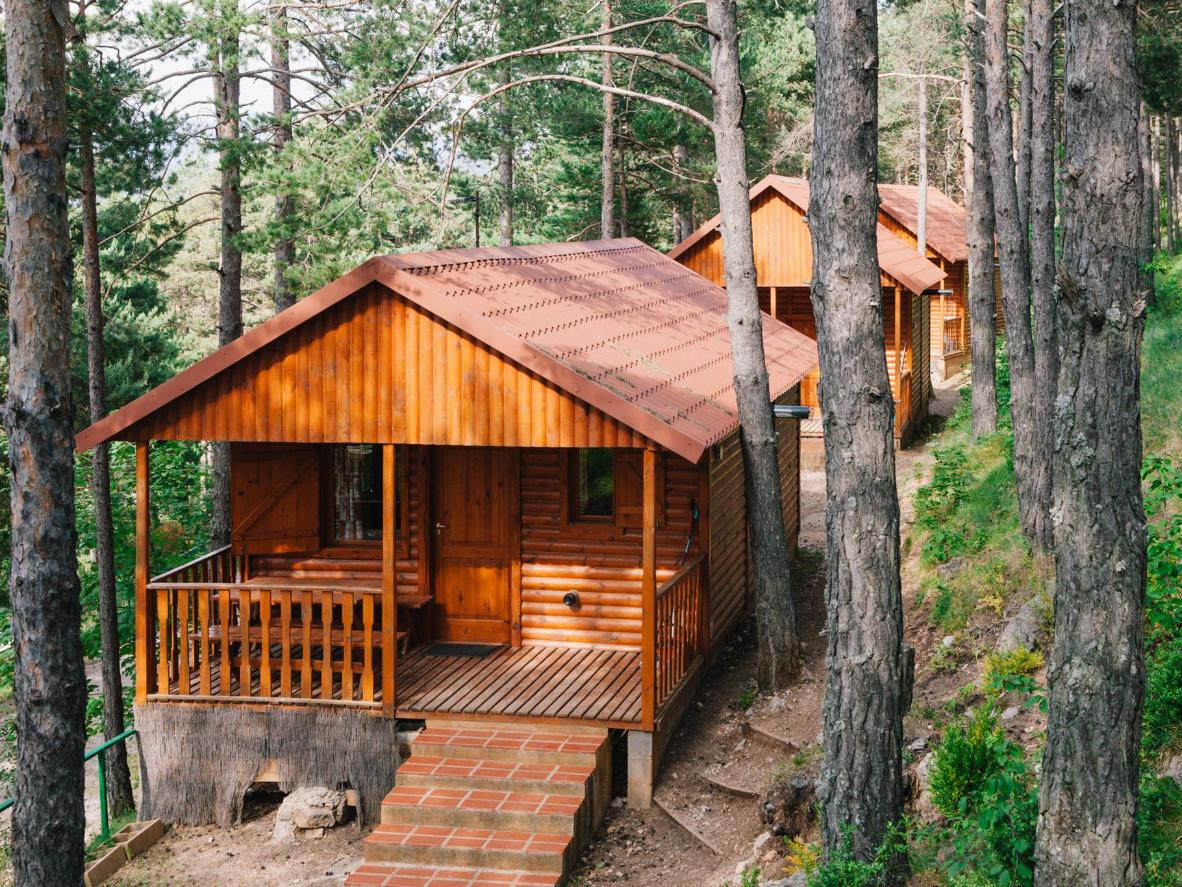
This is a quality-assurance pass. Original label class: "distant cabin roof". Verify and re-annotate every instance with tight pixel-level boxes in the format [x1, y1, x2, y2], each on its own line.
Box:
[669, 175, 948, 297]
[76, 238, 818, 463]
[876, 183, 969, 264]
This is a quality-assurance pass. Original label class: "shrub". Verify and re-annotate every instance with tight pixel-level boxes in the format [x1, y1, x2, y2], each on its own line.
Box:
[929, 708, 1006, 819]
[803, 825, 906, 887]
[982, 649, 1044, 687]
[1139, 774, 1182, 887]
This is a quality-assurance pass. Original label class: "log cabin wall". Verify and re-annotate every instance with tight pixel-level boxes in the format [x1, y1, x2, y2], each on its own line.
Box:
[775, 385, 803, 555]
[118, 283, 654, 450]
[519, 449, 703, 650]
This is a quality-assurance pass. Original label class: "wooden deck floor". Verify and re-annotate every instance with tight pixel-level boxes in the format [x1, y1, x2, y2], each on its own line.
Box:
[395, 645, 642, 728]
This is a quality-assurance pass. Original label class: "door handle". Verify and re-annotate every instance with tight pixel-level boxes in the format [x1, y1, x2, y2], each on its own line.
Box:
[434, 522, 448, 531]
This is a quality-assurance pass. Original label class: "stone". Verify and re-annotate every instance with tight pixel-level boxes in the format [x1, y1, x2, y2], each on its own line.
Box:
[942, 635, 955, 648]
[912, 752, 943, 825]
[752, 831, 774, 855]
[272, 787, 347, 842]
[996, 600, 1041, 653]
[1001, 705, 1021, 721]
[908, 736, 928, 753]
[1160, 754, 1182, 787]
[760, 775, 816, 838]
[936, 557, 966, 580]
[764, 875, 808, 887]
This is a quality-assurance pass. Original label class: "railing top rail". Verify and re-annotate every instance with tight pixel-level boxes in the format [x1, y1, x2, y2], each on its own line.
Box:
[149, 545, 233, 584]
[146, 580, 381, 594]
[0, 729, 138, 814]
[656, 552, 705, 598]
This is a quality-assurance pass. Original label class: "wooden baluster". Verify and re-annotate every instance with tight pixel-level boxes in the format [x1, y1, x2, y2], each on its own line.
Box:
[341, 592, 354, 701]
[320, 589, 334, 700]
[238, 588, 252, 696]
[259, 588, 272, 698]
[279, 590, 292, 698]
[219, 589, 231, 696]
[198, 591, 211, 696]
[177, 590, 191, 695]
[362, 595, 375, 702]
[301, 589, 313, 697]
[641, 447, 657, 728]
[156, 588, 170, 694]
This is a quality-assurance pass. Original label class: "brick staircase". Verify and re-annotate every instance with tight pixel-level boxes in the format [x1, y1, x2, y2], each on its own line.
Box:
[345, 720, 612, 887]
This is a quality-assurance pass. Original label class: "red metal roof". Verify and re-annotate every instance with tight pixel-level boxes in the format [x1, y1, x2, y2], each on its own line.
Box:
[668, 175, 948, 296]
[876, 183, 968, 264]
[76, 238, 818, 463]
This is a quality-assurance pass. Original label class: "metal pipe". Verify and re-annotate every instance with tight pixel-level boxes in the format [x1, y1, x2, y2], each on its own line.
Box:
[772, 404, 812, 420]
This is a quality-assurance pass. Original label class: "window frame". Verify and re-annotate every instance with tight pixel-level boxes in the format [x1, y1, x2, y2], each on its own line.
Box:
[321, 444, 410, 556]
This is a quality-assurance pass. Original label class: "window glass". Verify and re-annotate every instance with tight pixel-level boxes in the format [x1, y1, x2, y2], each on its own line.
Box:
[576, 448, 614, 518]
[334, 444, 383, 541]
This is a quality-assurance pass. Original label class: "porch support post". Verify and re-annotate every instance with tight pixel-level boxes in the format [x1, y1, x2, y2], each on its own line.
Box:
[382, 444, 397, 717]
[769, 285, 778, 322]
[640, 446, 657, 731]
[627, 729, 655, 809]
[134, 441, 153, 704]
[893, 285, 903, 434]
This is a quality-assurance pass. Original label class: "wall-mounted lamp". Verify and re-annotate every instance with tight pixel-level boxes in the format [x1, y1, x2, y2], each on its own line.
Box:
[563, 591, 581, 610]
[772, 404, 812, 420]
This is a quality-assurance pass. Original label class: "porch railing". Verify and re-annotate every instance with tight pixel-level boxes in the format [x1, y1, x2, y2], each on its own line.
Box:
[140, 547, 389, 710]
[943, 315, 965, 355]
[653, 554, 708, 714]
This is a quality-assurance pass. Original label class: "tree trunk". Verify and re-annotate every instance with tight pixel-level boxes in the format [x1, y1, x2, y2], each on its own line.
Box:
[1016, 5, 1034, 235]
[1151, 115, 1161, 253]
[210, 6, 243, 548]
[1167, 116, 1176, 253]
[917, 76, 928, 255]
[966, 0, 998, 438]
[271, 3, 295, 314]
[810, 0, 906, 876]
[497, 2, 513, 247]
[2, 0, 88, 880]
[600, 0, 615, 239]
[672, 142, 694, 243]
[80, 124, 136, 818]
[983, 0, 1051, 549]
[1028, 0, 1057, 500]
[618, 141, 629, 237]
[704, 0, 802, 691]
[1034, 0, 1146, 881]
[1140, 104, 1156, 299]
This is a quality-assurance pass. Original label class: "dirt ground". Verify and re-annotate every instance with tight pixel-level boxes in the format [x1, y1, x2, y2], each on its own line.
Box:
[77, 373, 1028, 887]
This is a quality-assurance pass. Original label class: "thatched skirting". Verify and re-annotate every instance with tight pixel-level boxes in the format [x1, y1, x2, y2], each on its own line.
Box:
[135, 704, 400, 827]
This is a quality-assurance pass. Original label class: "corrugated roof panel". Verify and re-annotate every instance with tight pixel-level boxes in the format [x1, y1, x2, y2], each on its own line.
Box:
[877, 183, 969, 263]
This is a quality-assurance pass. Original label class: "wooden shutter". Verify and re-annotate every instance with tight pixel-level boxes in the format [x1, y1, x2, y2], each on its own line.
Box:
[614, 450, 664, 529]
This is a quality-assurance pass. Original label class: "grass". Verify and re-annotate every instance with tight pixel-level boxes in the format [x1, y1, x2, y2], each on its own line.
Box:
[1143, 256, 1182, 462]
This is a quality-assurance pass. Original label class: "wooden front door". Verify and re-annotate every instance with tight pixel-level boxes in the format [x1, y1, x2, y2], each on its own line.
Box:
[430, 447, 515, 643]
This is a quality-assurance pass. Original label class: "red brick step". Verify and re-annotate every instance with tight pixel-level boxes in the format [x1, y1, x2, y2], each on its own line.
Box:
[393, 756, 594, 797]
[363, 823, 570, 873]
[345, 863, 559, 887]
[381, 785, 583, 834]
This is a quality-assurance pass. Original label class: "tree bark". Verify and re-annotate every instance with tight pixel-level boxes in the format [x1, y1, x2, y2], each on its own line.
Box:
[271, 2, 295, 314]
[983, 0, 1051, 549]
[3, 0, 88, 881]
[917, 76, 928, 255]
[1028, 0, 1057, 499]
[810, 0, 906, 876]
[1034, 0, 1147, 881]
[1016, 4, 1034, 236]
[80, 123, 136, 818]
[1167, 116, 1176, 253]
[704, 0, 802, 691]
[600, 0, 615, 239]
[966, 0, 998, 438]
[497, 89, 514, 246]
[672, 142, 694, 243]
[1140, 104, 1156, 299]
[210, 3, 243, 548]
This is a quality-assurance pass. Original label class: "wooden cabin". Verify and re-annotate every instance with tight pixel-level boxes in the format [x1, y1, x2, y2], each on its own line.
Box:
[877, 184, 1003, 381]
[668, 175, 945, 453]
[76, 239, 818, 886]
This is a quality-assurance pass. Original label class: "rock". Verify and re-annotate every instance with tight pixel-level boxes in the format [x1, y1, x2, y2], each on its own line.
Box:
[936, 557, 966, 580]
[907, 736, 928, 753]
[941, 635, 955, 648]
[912, 753, 943, 825]
[1160, 754, 1182, 787]
[764, 875, 808, 887]
[760, 774, 816, 838]
[272, 787, 347, 842]
[1001, 705, 1021, 721]
[752, 831, 774, 856]
[996, 600, 1041, 653]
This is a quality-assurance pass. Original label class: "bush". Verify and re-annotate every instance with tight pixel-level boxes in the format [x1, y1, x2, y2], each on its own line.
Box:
[982, 649, 1044, 688]
[803, 825, 906, 887]
[1140, 774, 1182, 887]
[928, 707, 1037, 887]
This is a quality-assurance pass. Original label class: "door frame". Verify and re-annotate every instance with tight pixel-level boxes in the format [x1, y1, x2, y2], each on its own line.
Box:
[427, 446, 522, 647]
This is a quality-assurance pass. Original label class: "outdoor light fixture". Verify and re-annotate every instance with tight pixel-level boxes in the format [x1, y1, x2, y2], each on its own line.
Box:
[922, 288, 954, 296]
[563, 591, 581, 610]
[772, 404, 812, 420]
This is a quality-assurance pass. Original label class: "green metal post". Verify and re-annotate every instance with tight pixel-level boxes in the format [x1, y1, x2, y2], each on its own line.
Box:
[97, 751, 109, 843]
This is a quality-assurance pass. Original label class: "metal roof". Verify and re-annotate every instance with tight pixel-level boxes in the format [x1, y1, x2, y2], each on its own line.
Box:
[76, 238, 819, 463]
[668, 174, 949, 296]
[876, 183, 969, 264]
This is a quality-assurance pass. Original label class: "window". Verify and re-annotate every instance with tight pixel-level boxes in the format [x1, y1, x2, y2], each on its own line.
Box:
[333, 444, 383, 541]
[574, 448, 614, 519]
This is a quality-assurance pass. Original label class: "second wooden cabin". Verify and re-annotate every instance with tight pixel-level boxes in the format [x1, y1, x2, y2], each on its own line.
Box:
[669, 175, 947, 452]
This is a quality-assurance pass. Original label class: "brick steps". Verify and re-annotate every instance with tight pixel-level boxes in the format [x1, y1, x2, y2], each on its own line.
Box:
[345, 863, 559, 887]
[346, 720, 610, 887]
